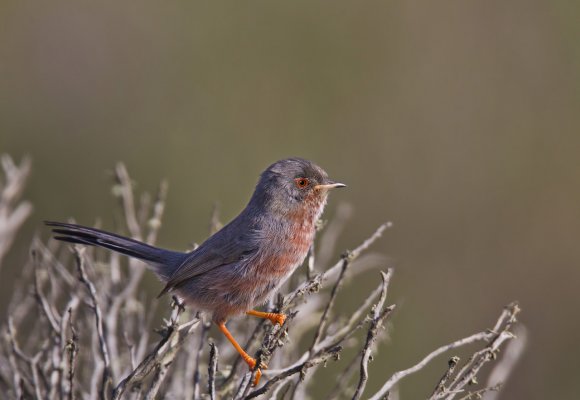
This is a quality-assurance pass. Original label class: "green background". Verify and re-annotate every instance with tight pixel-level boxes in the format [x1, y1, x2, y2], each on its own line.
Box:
[1, 1, 579, 398]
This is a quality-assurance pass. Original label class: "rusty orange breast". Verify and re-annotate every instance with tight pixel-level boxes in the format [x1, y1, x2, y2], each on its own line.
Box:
[255, 193, 325, 277]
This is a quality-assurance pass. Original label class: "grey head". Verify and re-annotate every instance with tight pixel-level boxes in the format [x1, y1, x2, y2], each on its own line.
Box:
[249, 158, 346, 215]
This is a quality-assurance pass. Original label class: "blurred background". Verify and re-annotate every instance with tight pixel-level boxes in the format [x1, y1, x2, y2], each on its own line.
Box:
[1, 0, 579, 398]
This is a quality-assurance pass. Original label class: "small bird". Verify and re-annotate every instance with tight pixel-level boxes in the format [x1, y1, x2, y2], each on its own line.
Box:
[46, 158, 345, 385]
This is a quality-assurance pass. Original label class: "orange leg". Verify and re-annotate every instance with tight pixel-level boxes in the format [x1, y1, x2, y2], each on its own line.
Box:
[246, 310, 287, 326]
[217, 322, 266, 386]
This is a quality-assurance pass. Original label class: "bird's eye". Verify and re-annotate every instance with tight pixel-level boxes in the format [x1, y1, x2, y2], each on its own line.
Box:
[294, 177, 310, 189]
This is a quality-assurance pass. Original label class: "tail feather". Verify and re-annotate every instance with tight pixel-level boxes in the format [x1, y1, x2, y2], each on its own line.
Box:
[45, 221, 185, 281]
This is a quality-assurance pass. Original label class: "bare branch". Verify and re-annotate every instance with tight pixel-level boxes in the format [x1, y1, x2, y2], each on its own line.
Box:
[429, 356, 460, 399]
[112, 299, 200, 400]
[244, 345, 342, 399]
[0, 155, 32, 271]
[482, 325, 527, 400]
[65, 305, 79, 400]
[74, 247, 113, 398]
[113, 163, 142, 240]
[352, 270, 395, 400]
[208, 341, 219, 400]
[309, 257, 349, 352]
[369, 303, 520, 400]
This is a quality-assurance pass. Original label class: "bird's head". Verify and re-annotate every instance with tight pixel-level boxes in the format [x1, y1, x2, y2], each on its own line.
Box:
[252, 158, 346, 217]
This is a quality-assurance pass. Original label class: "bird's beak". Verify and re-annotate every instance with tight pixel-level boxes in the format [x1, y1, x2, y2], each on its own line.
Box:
[314, 181, 347, 191]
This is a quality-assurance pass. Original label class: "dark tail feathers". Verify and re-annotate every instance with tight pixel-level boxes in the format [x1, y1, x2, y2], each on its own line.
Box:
[45, 221, 185, 281]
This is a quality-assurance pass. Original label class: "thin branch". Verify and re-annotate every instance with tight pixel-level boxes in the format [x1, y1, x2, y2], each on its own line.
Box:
[429, 356, 460, 400]
[368, 332, 492, 400]
[0, 155, 32, 271]
[111, 299, 200, 400]
[368, 303, 520, 400]
[352, 270, 395, 400]
[208, 341, 219, 400]
[309, 256, 349, 352]
[482, 325, 527, 400]
[264, 274, 388, 378]
[456, 383, 502, 400]
[65, 306, 79, 400]
[106, 176, 168, 379]
[244, 346, 343, 399]
[325, 352, 361, 400]
[74, 247, 113, 398]
[32, 255, 61, 336]
[113, 163, 142, 240]
[193, 320, 212, 399]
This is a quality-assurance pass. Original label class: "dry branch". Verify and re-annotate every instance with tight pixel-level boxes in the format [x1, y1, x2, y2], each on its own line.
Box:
[0, 155, 32, 270]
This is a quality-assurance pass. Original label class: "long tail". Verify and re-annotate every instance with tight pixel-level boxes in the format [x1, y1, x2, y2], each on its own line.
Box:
[45, 221, 185, 281]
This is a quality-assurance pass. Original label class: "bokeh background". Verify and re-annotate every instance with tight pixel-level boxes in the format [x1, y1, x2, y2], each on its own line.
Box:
[1, 1, 579, 398]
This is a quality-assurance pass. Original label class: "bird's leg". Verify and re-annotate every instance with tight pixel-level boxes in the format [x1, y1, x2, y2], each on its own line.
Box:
[217, 322, 266, 386]
[246, 310, 286, 326]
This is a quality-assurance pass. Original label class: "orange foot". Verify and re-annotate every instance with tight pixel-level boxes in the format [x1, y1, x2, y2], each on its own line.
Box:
[217, 322, 268, 386]
[244, 356, 268, 386]
[246, 310, 287, 326]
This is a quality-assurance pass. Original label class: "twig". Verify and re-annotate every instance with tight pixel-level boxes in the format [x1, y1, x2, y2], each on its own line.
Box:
[106, 175, 168, 379]
[193, 320, 212, 398]
[352, 270, 395, 400]
[65, 306, 79, 400]
[0, 155, 32, 271]
[482, 325, 527, 400]
[74, 247, 113, 398]
[113, 163, 142, 240]
[32, 254, 61, 336]
[325, 352, 361, 400]
[144, 360, 171, 400]
[5, 320, 25, 399]
[429, 356, 460, 400]
[244, 345, 343, 399]
[456, 383, 502, 400]
[444, 304, 520, 400]
[264, 274, 387, 378]
[309, 256, 349, 352]
[368, 303, 520, 400]
[111, 300, 200, 400]
[208, 341, 219, 400]
[368, 332, 493, 400]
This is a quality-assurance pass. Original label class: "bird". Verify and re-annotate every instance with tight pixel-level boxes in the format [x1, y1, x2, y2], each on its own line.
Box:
[45, 157, 345, 385]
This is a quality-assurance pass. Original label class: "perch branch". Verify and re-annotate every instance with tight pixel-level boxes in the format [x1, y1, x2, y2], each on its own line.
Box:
[352, 269, 395, 400]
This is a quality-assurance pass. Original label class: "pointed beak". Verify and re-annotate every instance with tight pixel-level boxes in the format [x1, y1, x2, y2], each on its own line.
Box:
[314, 180, 347, 191]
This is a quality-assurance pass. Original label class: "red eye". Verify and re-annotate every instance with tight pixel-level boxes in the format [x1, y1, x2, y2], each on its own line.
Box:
[294, 177, 309, 188]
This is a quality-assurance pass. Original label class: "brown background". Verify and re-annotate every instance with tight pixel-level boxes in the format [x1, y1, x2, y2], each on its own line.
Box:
[1, 1, 579, 398]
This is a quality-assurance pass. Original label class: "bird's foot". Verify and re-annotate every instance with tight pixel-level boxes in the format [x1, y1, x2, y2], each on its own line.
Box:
[265, 312, 286, 326]
[244, 356, 267, 386]
[246, 310, 286, 326]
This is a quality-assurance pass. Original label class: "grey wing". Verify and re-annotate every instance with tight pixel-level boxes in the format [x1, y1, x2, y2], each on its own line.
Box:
[158, 219, 259, 296]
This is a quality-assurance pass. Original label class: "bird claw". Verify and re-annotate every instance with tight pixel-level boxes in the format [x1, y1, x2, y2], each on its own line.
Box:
[252, 368, 262, 386]
[246, 357, 267, 386]
[273, 313, 286, 326]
